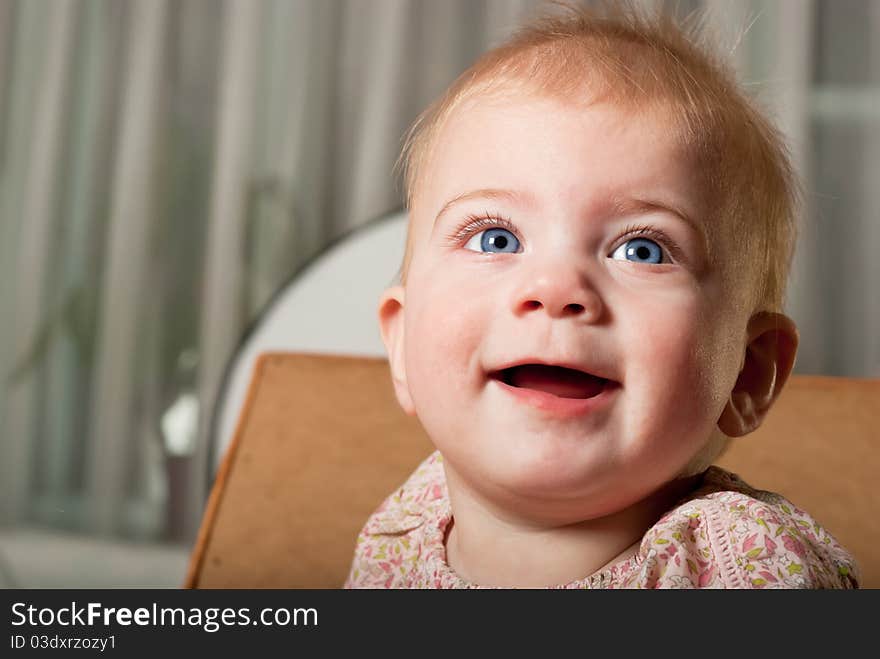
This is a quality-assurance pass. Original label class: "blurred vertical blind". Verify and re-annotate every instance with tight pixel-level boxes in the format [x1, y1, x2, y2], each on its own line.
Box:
[0, 0, 877, 546]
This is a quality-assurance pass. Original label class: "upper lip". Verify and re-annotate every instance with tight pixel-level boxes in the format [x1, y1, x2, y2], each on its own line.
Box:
[485, 358, 619, 384]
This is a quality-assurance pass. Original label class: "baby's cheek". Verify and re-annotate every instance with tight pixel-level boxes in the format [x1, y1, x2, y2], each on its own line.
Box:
[624, 296, 720, 419]
[409, 286, 482, 355]
[403, 284, 486, 409]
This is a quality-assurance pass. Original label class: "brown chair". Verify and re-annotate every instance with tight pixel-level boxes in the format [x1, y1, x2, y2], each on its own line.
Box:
[185, 352, 880, 589]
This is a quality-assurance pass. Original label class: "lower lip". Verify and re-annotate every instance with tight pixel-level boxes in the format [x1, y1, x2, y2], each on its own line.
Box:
[490, 378, 619, 418]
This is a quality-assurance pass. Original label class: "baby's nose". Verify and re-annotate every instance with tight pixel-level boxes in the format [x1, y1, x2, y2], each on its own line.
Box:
[513, 268, 604, 321]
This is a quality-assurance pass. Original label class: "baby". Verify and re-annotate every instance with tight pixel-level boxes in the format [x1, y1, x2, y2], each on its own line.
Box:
[345, 4, 859, 588]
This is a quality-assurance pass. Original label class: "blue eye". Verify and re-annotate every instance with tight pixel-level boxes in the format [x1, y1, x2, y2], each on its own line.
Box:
[611, 237, 664, 264]
[464, 228, 521, 253]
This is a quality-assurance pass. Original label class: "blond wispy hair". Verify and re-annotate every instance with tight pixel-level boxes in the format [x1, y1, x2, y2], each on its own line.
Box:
[396, 1, 799, 312]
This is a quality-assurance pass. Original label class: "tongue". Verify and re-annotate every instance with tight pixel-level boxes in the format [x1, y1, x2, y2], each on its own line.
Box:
[506, 365, 606, 399]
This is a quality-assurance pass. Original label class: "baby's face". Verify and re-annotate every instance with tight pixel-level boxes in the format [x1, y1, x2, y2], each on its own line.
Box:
[389, 93, 751, 522]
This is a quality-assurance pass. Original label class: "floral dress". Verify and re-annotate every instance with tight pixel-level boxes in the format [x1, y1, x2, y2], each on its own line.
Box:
[345, 452, 859, 589]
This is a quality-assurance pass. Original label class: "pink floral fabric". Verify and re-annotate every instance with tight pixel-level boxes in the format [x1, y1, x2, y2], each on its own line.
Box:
[345, 451, 859, 589]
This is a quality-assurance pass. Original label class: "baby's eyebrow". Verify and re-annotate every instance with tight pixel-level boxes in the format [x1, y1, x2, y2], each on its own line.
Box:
[609, 195, 699, 230]
[433, 188, 533, 229]
[432, 188, 707, 245]
[610, 196, 709, 250]
[609, 194, 710, 256]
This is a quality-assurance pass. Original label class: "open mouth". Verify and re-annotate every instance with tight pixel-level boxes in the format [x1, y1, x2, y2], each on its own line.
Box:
[488, 364, 613, 399]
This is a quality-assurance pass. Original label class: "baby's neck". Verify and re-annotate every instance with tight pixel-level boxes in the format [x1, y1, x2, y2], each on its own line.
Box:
[443, 470, 700, 588]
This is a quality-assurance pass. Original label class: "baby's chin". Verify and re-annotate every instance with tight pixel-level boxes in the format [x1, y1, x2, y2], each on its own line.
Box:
[449, 448, 635, 519]
[446, 435, 710, 524]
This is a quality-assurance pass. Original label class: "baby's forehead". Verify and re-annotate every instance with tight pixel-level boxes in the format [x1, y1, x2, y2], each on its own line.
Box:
[421, 89, 712, 217]
[434, 82, 699, 169]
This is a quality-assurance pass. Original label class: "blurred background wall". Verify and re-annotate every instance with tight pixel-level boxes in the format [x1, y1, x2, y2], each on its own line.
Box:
[0, 0, 877, 586]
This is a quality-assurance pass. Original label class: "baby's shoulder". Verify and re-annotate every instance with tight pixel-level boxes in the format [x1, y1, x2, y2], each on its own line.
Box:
[361, 450, 448, 535]
[640, 467, 859, 589]
[344, 451, 448, 588]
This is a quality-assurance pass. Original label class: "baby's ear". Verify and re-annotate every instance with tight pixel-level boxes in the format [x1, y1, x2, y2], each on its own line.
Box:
[378, 286, 415, 415]
[718, 311, 799, 437]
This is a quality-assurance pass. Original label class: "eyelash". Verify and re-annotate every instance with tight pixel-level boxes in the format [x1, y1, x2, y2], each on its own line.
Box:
[446, 212, 520, 245]
[447, 214, 684, 263]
